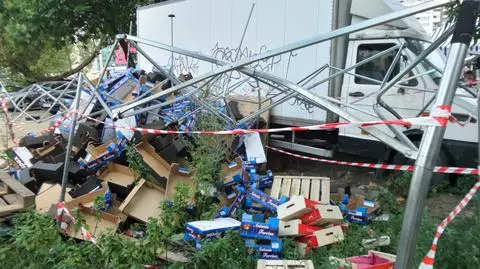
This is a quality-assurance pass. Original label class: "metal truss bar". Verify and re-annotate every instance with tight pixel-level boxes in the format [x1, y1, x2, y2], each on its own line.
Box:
[116, 0, 453, 112]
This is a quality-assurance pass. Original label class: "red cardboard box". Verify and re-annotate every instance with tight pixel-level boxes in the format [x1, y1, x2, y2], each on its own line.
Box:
[300, 205, 344, 226]
[279, 219, 322, 237]
[296, 225, 344, 249]
[277, 196, 320, 221]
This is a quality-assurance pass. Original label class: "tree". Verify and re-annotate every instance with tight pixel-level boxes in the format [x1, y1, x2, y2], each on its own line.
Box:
[0, 0, 148, 84]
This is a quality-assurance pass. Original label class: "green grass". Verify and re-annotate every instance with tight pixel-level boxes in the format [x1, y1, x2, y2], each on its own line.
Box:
[0, 171, 478, 268]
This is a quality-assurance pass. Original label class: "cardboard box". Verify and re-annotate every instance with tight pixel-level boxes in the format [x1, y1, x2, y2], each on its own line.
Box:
[185, 217, 241, 242]
[119, 179, 166, 222]
[65, 181, 109, 209]
[278, 219, 322, 237]
[166, 163, 196, 203]
[98, 163, 135, 198]
[297, 225, 344, 249]
[277, 196, 319, 221]
[257, 260, 314, 269]
[300, 205, 344, 226]
[68, 176, 103, 198]
[35, 183, 72, 214]
[240, 213, 279, 240]
[136, 142, 170, 188]
[65, 204, 123, 241]
[245, 238, 283, 260]
[247, 189, 282, 213]
[30, 161, 64, 184]
[20, 133, 55, 149]
[334, 251, 396, 269]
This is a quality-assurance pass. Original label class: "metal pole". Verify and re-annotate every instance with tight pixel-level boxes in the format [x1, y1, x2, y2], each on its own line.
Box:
[396, 1, 479, 268]
[59, 73, 83, 202]
[169, 14, 175, 75]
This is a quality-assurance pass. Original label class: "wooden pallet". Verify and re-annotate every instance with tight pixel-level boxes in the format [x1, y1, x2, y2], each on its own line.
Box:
[270, 176, 330, 204]
[257, 260, 314, 269]
[0, 172, 35, 216]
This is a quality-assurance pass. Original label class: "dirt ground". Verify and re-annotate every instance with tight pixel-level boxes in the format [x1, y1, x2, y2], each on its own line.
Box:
[0, 111, 51, 151]
[268, 151, 478, 218]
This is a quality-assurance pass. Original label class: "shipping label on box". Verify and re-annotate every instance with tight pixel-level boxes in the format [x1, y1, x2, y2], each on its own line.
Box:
[279, 219, 322, 237]
[300, 205, 344, 226]
[240, 213, 279, 240]
[277, 196, 319, 221]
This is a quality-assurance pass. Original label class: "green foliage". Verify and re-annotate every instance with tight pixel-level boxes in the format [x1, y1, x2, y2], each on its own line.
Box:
[185, 232, 256, 269]
[387, 172, 412, 198]
[186, 114, 230, 184]
[10, 210, 61, 252]
[126, 143, 154, 184]
[448, 175, 478, 195]
[0, 0, 149, 82]
[72, 208, 88, 233]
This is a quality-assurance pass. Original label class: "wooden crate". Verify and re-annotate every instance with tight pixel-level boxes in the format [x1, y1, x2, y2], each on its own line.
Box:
[270, 176, 330, 204]
[257, 260, 314, 269]
[0, 172, 35, 216]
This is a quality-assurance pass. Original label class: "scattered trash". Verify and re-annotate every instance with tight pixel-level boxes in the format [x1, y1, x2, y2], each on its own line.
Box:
[362, 235, 391, 249]
[0, 66, 388, 266]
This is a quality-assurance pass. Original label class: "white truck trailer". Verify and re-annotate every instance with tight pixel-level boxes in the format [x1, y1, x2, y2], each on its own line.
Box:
[134, 0, 478, 180]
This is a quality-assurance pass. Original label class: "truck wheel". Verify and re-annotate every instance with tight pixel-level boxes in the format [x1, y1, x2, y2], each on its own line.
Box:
[391, 146, 451, 186]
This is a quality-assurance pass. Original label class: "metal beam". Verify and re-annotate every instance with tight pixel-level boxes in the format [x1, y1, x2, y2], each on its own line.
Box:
[396, 1, 479, 267]
[116, 0, 454, 112]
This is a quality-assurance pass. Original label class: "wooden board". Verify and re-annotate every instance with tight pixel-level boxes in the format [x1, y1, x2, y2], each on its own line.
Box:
[279, 177, 292, 198]
[0, 172, 35, 216]
[270, 177, 282, 200]
[0, 182, 9, 196]
[270, 176, 330, 203]
[300, 179, 311, 199]
[119, 179, 166, 222]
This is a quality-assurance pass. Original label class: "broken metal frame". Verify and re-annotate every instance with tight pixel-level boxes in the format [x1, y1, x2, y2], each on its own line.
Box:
[397, 1, 480, 267]
[111, 0, 463, 159]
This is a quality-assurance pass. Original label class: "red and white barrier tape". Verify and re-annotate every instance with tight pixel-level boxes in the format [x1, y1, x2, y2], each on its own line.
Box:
[1, 97, 75, 139]
[1, 98, 19, 146]
[267, 146, 479, 175]
[84, 105, 453, 135]
[419, 178, 480, 269]
[57, 202, 97, 244]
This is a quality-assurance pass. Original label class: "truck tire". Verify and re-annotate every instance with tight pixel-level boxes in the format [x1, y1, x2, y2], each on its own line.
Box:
[391, 143, 451, 186]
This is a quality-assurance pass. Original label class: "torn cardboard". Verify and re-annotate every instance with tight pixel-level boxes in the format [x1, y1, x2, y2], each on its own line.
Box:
[136, 142, 170, 188]
[119, 179, 165, 222]
[166, 163, 196, 203]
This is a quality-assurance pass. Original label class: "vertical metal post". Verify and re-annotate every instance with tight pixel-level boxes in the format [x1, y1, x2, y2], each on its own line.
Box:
[126, 21, 133, 68]
[396, 2, 479, 268]
[169, 14, 175, 75]
[59, 74, 83, 202]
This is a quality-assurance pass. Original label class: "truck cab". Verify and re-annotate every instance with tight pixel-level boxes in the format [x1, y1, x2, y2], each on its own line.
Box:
[336, 0, 478, 168]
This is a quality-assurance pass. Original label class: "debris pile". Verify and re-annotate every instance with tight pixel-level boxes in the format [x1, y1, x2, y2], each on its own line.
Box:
[0, 68, 396, 268]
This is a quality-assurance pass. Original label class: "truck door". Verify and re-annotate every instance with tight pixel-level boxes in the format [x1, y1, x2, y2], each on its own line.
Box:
[341, 39, 425, 139]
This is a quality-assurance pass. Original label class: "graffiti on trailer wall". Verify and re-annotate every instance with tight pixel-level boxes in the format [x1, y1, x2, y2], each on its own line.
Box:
[210, 42, 314, 114]
[211, 43, 290, 94]
[168, 55, 200, 76]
